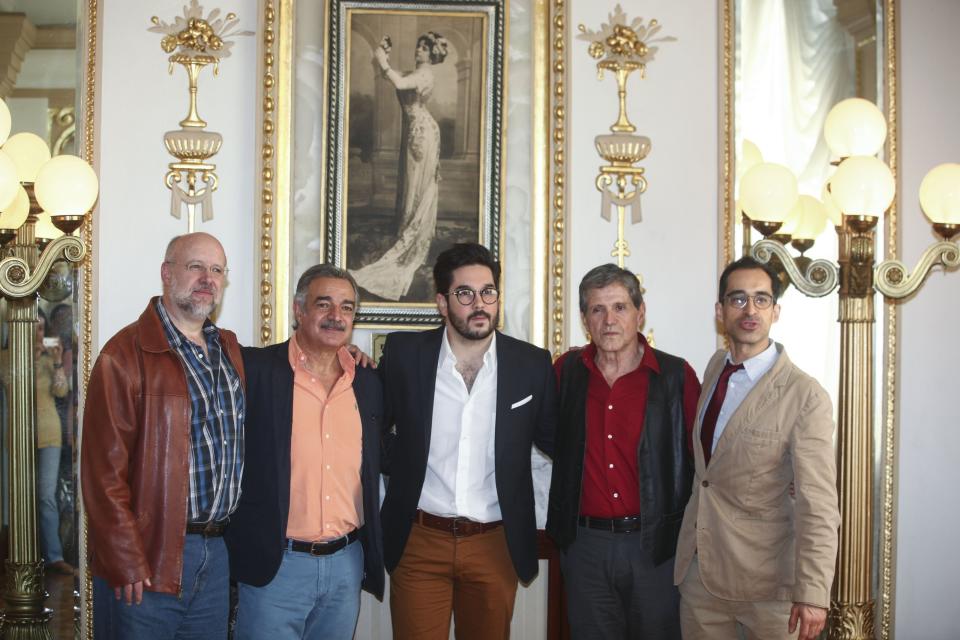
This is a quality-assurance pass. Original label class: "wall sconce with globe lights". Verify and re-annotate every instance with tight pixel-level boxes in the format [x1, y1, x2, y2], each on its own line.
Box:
[737, 97, 959, 638]
[0, 97, 99, 637]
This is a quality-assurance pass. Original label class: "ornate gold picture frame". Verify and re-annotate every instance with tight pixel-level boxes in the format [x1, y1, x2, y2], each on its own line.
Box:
[257, 0, 563, 347]
[323, 0, 506, 327]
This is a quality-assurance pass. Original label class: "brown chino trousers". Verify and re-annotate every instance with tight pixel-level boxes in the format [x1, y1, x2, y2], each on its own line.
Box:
[390, 521, 519, 639]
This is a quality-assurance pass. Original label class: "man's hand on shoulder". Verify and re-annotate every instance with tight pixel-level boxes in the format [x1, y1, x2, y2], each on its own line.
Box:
[347, 344, 375, 368]
[789, 602, 826, 640]
[115, 577, 152, 605]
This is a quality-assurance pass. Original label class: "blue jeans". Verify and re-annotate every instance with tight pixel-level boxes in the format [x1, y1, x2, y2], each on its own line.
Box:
[235, 538, 363, 640]
[37, 446, 63, 564]
[93, 534, 230, 639]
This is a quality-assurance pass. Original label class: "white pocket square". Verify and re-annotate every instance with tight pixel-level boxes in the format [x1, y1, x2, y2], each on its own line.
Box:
[511, 395, 533, 409]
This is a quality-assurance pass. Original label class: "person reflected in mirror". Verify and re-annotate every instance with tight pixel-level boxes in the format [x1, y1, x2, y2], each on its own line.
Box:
[379, 242, 558, 640]
[674, 257, 839, 640]
[546, 264, 701, 639]
[226, 265, 384, 640]
[35, 307, 72, 576]
[82, 233, 245, 639]
[350, 31, 449, 301]
[49, 302, 77, 454]
[49, 302, 78, 564]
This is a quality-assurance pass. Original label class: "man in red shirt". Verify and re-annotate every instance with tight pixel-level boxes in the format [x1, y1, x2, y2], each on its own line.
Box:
[546, 263, 700, 639]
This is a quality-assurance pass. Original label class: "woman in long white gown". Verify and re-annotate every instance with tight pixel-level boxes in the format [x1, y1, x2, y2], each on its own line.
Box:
[351, 32, 449, 300]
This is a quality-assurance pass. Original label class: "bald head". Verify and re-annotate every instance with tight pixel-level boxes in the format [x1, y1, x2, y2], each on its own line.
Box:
[161, 233, 228, 324]
[164, 232, 225, 263]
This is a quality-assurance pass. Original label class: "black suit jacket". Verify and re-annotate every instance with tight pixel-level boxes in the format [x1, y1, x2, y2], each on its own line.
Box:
[379, 327, 557, 583]
[225, 341, 385, 599]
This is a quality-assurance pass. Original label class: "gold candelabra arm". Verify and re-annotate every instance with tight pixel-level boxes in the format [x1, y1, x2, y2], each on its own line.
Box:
[751, 238, 839, 297]
[874, 240, 960, 299]
[0, 236, 85, 298]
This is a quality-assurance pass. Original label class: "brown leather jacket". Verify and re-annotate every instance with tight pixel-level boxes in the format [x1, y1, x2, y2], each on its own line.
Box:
[81, 298, 245, 594]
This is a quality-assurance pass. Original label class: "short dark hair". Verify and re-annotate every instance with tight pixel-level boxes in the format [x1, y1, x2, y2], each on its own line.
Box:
[292, 264, 359, 329]
[433, 243, 500, 295]
[578, 264, 643, 313]
[718, 256, 782, 302]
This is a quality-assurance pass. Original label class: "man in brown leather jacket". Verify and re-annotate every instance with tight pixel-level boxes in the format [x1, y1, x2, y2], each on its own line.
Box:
[82, 232, 246, 639]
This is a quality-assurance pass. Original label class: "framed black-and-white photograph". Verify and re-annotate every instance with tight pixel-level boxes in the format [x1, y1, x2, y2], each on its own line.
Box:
[323, 0, 506, 326]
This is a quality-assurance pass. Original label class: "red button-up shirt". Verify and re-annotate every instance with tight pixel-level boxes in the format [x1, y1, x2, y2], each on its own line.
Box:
[555, 335, 701, 519]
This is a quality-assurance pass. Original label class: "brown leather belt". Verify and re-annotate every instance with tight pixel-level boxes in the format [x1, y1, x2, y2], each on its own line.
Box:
[416, 510, 502, 538]
[286, 529, 360, 556]
[185, 519, 229, 537]
[578, 515, 642, 533]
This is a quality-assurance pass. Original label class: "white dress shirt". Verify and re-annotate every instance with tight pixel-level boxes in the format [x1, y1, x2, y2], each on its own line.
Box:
[418, 329, 501, 522]
[703, 340, 780, 454]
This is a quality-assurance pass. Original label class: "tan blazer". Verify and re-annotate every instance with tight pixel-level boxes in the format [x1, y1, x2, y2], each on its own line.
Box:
[674, 345, 839, 608]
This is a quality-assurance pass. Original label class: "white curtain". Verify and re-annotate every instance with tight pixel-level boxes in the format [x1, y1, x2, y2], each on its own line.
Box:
[736, 0, 855, 194]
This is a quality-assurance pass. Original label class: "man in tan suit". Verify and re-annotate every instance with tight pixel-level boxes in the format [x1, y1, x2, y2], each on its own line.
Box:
[674, 256, 839, 640]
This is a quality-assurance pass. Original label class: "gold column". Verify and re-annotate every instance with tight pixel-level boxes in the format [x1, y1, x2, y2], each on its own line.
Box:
[0, 186, 86, 639]
[1, 187, 51, 640]
[829, 216, 877, 639]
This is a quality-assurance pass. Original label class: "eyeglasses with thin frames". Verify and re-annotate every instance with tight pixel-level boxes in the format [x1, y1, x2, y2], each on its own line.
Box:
[724, 293, 774, 310]
[166, 260, 229, 279]
[445, 286, 499, 306]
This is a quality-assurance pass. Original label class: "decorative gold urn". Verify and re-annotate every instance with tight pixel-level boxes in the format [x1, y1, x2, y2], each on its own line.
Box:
[149, 2, 251, 230]
[578, 6, 675, 267]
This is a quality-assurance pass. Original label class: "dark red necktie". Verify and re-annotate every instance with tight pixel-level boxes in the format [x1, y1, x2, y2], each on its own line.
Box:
[700, 361, 744, 466]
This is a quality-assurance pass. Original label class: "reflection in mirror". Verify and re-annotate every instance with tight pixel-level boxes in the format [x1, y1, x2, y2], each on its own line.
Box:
[731, 0, 882, 408]
[0, 0, 81, 635]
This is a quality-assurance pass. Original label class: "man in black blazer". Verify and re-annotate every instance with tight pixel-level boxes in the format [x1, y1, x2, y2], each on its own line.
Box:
[378, 243, 557, 640]
[225, 265, 384, 640]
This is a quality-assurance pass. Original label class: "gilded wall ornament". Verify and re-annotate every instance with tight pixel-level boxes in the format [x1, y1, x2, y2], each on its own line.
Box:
[577, 5, 675, 268]
[149, 2, 252, 230]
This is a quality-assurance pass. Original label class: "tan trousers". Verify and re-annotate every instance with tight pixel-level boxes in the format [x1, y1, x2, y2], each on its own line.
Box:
[678, 555, 796, 639]
[390, 521, 518, 640]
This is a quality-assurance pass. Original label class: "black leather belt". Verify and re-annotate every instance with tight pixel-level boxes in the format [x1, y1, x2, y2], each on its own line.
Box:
[286, 529, 360, 556]
[578, 515, 642, 533]
[186, 519, 229, 537]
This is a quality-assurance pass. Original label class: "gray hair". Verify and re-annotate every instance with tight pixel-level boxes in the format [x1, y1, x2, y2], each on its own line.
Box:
[292, 264, 360, 329]
[578, 264, 644, 313]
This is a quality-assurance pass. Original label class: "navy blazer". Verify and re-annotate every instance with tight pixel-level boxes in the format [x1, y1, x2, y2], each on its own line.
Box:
[225, 341, 385, 600]
[379, 327, 557, 584]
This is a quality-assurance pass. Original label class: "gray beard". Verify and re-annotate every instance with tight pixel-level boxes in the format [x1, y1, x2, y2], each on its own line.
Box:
[174, 293, 216, 320]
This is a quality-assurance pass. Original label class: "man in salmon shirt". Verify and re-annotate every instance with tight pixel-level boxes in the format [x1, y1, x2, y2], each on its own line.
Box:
[226, 264, 384, 640]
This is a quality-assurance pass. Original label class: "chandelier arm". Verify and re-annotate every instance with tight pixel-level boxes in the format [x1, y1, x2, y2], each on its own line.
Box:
[874, 241, 960, 299]
[751, 239, 839, 298]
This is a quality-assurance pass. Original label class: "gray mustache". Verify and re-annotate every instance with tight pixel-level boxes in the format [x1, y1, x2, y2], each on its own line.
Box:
[321, 319, 347, 331]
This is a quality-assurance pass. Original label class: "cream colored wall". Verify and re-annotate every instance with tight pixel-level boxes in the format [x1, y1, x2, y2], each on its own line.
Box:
[94, 0, 257, 350]
[567, 0, 719, 375]
[893, 1, 960, 636]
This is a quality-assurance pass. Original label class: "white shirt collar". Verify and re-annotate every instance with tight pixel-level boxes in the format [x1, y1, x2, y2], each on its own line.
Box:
[727, 339, 779, 382]
[439, 327, 497, 368]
